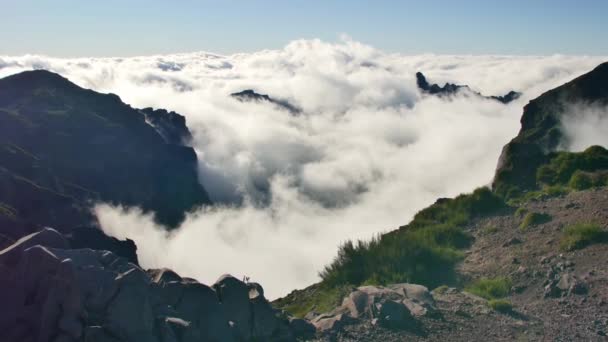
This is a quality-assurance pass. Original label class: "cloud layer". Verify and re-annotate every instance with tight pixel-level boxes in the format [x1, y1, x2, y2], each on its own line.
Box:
[2, 39, 606, 298]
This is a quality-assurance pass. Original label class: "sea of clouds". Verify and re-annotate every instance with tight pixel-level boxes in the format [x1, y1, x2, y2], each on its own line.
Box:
[1, 38, 606, 298]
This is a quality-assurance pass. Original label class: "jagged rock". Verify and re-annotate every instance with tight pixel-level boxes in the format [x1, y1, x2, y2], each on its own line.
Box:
[416, 72, 521, 104]
[231, 89, 301, 114]
[140, 107, 193, 145]
[0, 228, 305, 342]
[68, 225, 139, 265]
[312, 313, 353, 333]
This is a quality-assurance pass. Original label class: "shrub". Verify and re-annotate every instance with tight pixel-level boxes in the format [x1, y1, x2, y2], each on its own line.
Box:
[560, 223, 607, 251]
[274, 284, 352, 318]
[488, 299, 513, 313]
[466, 277, 512, 300]
[514, 207, 528, 218]
[519, 212, 551, 231]
[536, 145, 608, 186]
[320, 187, 506, 289]
[482, 225, 498, 235]
[433, 285, 449, 294]
[544, 184, 569, 197]
[568, 171, 593, 190]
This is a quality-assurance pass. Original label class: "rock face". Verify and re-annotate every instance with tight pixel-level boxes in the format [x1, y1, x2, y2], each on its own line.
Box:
[311, 284, 435, 334]
[139, 107, 193, 145]
[416, 72, 521, 104]
[493, 62, 608, 195]
[231, 89, 301, 114]
[0, 70, 211, 235]
[0, 228, 303, 342]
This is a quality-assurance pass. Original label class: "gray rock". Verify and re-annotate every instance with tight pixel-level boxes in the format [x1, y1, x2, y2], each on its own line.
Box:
[212, 274, 252, 339]
[289, 317, 316, 340]
[376, 299, 413, 329]
[312, 313, 353, 332]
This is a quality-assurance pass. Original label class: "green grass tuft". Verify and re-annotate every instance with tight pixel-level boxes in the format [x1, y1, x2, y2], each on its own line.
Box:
[466, 277, 512, 300]
[488, 299, 513, 313]
[319, 187, 506, 289]
[481, 225, 498, 235]
[560, 223, 607, 251]
[568, 171, 593, 190]
[519, 212, 551, 231]
[433, 285, 449, 294]
[275, 284, 352, 319]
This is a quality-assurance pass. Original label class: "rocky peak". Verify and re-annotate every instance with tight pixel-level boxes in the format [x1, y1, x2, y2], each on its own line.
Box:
[493, 61, 608, 195]
[140, 107, 193, 145]
[231, 89, 301, 114]
[416, 71, 521, 104]
[0, 70, 211, 235]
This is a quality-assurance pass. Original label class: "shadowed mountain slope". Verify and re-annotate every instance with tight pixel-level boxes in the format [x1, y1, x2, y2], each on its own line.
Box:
[0, 70, 211, 242]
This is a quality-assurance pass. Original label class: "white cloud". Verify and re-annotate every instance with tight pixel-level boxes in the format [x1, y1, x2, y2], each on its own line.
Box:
[560, 103, 608, 151]
[2, 39, 606, 298]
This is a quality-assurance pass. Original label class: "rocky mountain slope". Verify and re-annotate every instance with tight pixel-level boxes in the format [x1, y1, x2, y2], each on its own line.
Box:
[0, 70, 210, 251]
[0, 61, 607, 342]
[275, 63, 608, 341]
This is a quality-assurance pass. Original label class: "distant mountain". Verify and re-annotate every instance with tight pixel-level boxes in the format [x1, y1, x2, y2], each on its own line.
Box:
[0, 70, 211, 245]
[493, 62, 608, 196]
[140, 107, 193, 145]
[416, 72, 521, 104]
[231, 89, 301, 114]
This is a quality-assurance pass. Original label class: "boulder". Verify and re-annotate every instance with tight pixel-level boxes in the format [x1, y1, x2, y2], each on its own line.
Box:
[212, 274, 252, 339]
[390, 283, 437, 317]
[376, 299, 413, 329]
[104, 268, 158, 342]
[289, 317, 316, 340]
[312, 313, 353, 333]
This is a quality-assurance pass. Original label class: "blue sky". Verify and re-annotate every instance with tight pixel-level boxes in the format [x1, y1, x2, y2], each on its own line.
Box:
[2, 0, 607, 57]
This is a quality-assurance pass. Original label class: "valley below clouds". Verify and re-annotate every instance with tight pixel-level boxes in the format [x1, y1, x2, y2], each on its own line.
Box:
[2, 38, 605, 298]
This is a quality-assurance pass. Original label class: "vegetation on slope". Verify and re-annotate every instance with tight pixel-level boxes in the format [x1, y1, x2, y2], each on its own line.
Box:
[320, 187, 506, 289]
[466, 277, 513, 313]
[503, 146, 608, 205]
[519, 212, 551, 231]
[560, 223, 608, 251]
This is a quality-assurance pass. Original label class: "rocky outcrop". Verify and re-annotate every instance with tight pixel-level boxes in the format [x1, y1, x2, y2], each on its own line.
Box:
[310, 284, 436, 335]
[0, 227, 306, 342]
[416, 72, 521, 104]
[493, 62, 608, 195]
[231, 89, 301, 114]
[139, 107, 193, 145]
[0, 70, 211, 235]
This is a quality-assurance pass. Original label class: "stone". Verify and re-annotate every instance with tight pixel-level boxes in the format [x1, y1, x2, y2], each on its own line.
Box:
[105, 268, 157, 342]
[376, 300, 413, 329]
[212, 274, 252, 339]
[312, 313, 353, 333]
[289, 317, 316, 340]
